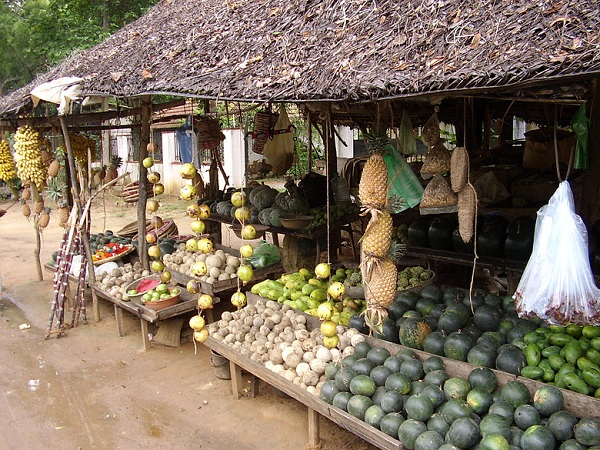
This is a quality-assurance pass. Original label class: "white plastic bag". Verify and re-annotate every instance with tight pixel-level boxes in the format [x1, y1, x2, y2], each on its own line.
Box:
[514, 181, 600, 325]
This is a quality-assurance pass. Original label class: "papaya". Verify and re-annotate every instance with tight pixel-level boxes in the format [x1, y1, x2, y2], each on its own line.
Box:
[525, 343, 542, 366]
[582, 367, 600, 389]
[563, 373, 591, 395]
[583, 325, 600, 339]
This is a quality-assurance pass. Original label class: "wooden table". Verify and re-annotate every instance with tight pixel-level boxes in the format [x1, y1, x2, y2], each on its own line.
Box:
[205, 335, 403, 450]
[93, 286, 215, 351]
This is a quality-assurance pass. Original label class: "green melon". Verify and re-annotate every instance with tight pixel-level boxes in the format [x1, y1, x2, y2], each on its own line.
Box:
[334, 366, 356, 392]
[467, 344, 497, 368]
[427, 413, 450, 435]
[513, 404, 541, 431]
[468, 367, 498, 394]
[441, 399, 473, 424]
[352, 358, 377, 376]
[533, 385, 564, 417]
[341, 354, 359, 369]
[422, 384, 446, 409]
[423, 369, 449, 387]
[521, 424, 556, 450]
[349, 374, 377, 397]
[559, 439, 587, 450]
[370, 365, 393, 387]
[446, 417, 481, 449]
[479, 433, 510, 450]
[547, 410, 578, 442]
[466, 387, 494, 415]
[473, 304, 502, 331]
[414, 430, 445, 450]
[480, 414, 512, 440]
[420, 285, 442, 302]
[399, 318, 432, 350]
[423, 355, 445, 373]
[353, 340, 372, 359]
[422, 331, 446, 356]
[385, 372, 412, 395]
[489, 400, 515, 423]
[496, 345, 528, 376]
[510, 425, 524, 447]
[364, 404, 386, 429]
[394, 290, 420, 309]
[574, 417, 600, 446]
[371, 386, 387, 406]
[444, 377, 472, 401]
[398, 419, 427, 450]
[325, 362, 340, 380]
[401, 358, 425, 381]
[437, 311, 465, 335]
[379, 412, 405, 439]
[332, 391, 352, 411]
[501, 381, 532, 409]
[383, 355, 403, 373]
[396, 347, 419, 361]
[319, 380, 339, 404]
[444, 332, 474, 362]
[367, 346, 391, 366]
[411, 380, 427, 395]
[405, 394, 434, 422]
[380, 390, 405, 413]
[346, 395, 374, 421]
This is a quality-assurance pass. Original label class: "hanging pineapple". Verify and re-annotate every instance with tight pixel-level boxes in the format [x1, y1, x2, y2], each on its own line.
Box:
[358, 129, 405, 331]
[104, 155, 123, 183]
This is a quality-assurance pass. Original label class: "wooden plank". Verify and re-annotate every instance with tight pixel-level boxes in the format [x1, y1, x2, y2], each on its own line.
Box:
[140, 319, 150, 351]
[114, 304, 125, 337]
[230, 361, 243, 400]
[307, 408, 320, 449]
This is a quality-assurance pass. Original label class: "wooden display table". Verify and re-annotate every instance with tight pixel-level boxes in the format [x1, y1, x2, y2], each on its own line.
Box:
[93, 286, 215, 351]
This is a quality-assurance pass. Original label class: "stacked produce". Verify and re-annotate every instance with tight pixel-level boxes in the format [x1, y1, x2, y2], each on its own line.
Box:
[94, 261, 151, 301]
[0, 139, 17, 183]
[318, 340, 600, 449]
[207, 298, 365, 395]
[163, 243, 240, 284]
[348, 283, 600, 398]
[358, 130, 402, 331]
[14, 125, 46, 188]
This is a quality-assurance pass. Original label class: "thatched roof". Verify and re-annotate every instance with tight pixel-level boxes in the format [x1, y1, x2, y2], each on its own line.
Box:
[1, 0, 598, 121]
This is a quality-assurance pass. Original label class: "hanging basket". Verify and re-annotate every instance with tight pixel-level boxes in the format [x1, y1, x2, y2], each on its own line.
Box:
[196, 116, 225, 149]
[251, 111, 278, 155]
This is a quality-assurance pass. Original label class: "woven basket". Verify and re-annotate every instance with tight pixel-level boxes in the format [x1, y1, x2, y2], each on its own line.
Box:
[121, 181, 154, 204]
[197, 116, 225, 149]
[133, 220, 179, 241]
[252, 111, 278, 154]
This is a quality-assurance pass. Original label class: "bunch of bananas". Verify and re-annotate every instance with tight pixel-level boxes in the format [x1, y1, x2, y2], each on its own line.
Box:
[68, 132, 96, 170]
[0, 139, 16, 182]
[14, 126, 46, 188]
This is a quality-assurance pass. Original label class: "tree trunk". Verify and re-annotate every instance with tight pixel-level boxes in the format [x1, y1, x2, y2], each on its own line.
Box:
[102, 0, 110, 32]
[29, 183, 43, 282]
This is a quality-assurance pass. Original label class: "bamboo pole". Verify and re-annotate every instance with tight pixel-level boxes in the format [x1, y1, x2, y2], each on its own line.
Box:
[59, 116, 101, 322]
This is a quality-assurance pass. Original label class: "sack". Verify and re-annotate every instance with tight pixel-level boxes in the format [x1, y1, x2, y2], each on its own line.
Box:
[397, 111, 417, 155]
[384, 144, 423, 213]
[263, 104, 294, 175]
[246, 241, 282, 269]
[571, 104, 590, 170]
[514, 181, 600, 325]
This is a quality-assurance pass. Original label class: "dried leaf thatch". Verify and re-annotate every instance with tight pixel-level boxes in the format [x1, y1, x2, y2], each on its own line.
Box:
[0, 0, 598, 118]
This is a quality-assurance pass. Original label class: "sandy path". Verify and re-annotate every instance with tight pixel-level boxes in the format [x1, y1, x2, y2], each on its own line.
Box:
[0, 192, 377, 450]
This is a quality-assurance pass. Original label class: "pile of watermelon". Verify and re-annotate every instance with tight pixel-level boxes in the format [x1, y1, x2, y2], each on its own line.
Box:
[320, 342, 600, 449]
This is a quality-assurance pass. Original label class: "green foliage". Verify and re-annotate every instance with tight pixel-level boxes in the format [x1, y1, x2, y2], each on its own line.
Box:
[0, 0, 159, 94]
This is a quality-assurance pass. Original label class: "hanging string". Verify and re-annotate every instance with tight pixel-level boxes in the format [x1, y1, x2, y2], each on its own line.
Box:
[324, 110, 332, 270]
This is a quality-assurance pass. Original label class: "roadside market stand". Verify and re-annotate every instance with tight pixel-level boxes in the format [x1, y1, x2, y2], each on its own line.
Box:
[0, 0, 599, 448]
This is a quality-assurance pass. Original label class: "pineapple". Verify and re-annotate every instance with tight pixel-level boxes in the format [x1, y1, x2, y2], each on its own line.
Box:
[358, 130, 389, 211]
[104, 155, 122, 183]
[38, 211, 50, 229]
[361, 209, 392, 259]
[33, 199, 44, 214]
[362, 240, 405, 331]
[57, 205, 70, 228]
[22, 203, 31, 217]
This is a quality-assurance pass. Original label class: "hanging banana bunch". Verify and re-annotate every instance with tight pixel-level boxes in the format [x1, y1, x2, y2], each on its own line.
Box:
[0, 139, 17, 183]
[14, 126, 46, 189]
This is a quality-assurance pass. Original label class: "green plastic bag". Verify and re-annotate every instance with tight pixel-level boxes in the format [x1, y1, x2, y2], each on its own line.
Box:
[571, 104, 590, 170]
[398, 111, 417, 155]
[246, 240, 281, 269]
[384, 144, 424, 213]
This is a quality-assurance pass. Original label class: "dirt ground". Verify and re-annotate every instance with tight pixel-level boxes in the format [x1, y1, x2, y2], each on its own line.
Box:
[0, 190, 378, 450]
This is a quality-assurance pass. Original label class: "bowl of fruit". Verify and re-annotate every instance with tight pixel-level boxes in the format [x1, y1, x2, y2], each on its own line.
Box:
[123, 275, 162, 302]
[139, 284, 181, 310]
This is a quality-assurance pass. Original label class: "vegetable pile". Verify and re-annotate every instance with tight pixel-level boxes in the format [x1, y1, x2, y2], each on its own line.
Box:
[319, 341, 600, 449]
[94, 262, 150, 301]
[163, 245, 242, 284]
[207, 298, 364, 395]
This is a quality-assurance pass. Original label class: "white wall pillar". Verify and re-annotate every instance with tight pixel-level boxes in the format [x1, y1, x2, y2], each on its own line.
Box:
[222, 128, 245, 188]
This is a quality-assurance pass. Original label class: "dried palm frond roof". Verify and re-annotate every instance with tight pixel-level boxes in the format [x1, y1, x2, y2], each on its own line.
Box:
[0, 0, 598, 118]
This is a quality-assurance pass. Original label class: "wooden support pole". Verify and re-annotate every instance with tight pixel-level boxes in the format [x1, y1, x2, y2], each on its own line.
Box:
[580, 79, 600, 227]
[137, 96, 152, 271]
[59, 116, 101, 322]
[29, 182, 43, 282]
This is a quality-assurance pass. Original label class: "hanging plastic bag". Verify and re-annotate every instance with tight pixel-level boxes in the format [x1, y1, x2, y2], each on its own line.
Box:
[263, 104, 294, 175]
[514, 181, 600, 325]
[246, 240, 282, 269]
[397, 111, 417, 155]
[571, 104, 590, 170]
[384, 143, 423, 213]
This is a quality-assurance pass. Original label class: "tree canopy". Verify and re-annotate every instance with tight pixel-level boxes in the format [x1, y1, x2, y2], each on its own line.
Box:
[0, 0, 158, 94]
